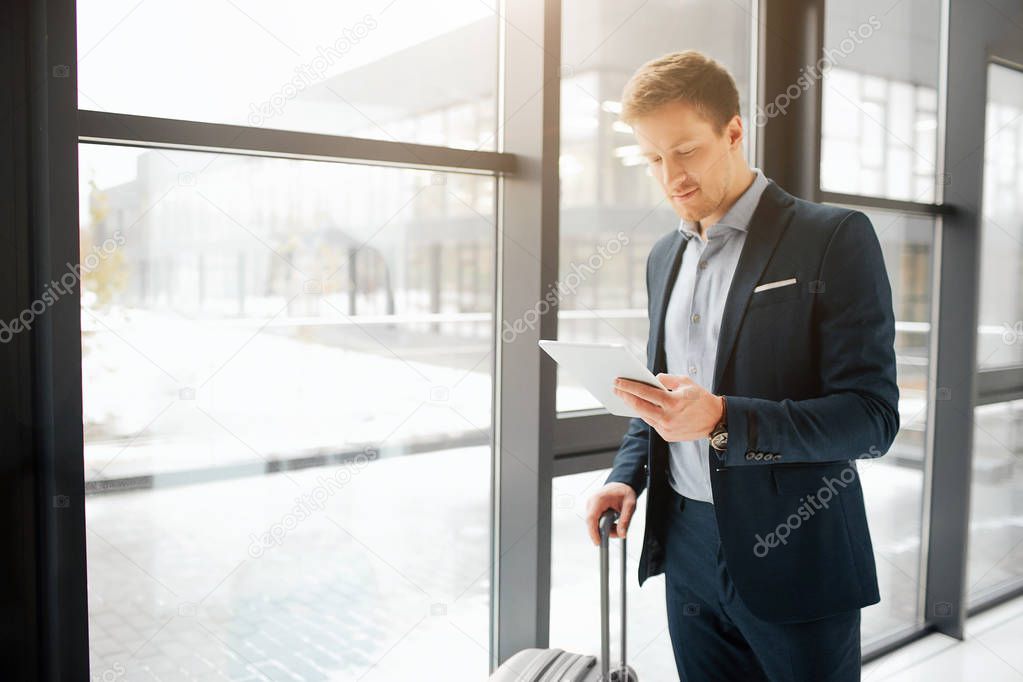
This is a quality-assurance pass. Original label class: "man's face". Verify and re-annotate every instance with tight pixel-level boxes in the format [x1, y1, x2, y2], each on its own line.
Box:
[632, 101, 742, 224]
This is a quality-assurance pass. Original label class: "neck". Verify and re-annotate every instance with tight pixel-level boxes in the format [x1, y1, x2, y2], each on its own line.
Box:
[696, 164, 756, 240]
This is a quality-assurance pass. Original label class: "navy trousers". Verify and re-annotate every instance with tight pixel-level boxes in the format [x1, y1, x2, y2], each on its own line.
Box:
[663, 487, 862, 681]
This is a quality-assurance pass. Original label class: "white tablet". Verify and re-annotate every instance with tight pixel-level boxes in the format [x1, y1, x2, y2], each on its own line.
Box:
[538, 340, 666, 418]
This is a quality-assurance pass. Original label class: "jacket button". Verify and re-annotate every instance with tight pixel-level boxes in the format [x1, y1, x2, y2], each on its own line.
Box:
[773, 454, 782, 461]
[745, 452, 754, 460]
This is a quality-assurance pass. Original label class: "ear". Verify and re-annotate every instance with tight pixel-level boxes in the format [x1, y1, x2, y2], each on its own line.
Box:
[726, 114, 744, 149]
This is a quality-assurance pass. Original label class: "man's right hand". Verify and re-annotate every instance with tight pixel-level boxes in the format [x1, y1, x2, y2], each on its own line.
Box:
[585, 482, 637, 546]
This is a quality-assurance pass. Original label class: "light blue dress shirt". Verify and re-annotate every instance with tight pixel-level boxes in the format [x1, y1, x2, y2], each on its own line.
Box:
[664, 167, 770, 503]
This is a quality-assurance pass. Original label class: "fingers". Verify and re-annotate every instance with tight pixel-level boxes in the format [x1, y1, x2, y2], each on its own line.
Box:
[587, 498, 622, 546]
[586, 498, 615, 546]
[655, 372, 688, 390]
[614, 377, 669, 407]
[613, 387, 664, 426]
[586, 485, 637, 544]
[616, 499, 635, 539]
[586, 506, 602, 546]
[657, 373, 703, 401]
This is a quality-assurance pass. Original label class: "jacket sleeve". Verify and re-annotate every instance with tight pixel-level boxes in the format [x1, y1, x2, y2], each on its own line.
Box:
[714, 210, 900, 467]
[604, 414, 651, 496]
[603, 248, 655, 496]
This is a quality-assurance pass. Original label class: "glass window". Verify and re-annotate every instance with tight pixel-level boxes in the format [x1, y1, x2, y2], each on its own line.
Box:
[967, 399, 1023, 602]
[976, 64, 1023, 369]
[556, 0, 753, 412]
[820, 0, 942, 202]
[967, 63, 1023, 605]
[855, 208, 934, 642]
[549, 468, 675, 678]
[77, 1, 498, 150]
[80, 144, 494, 679]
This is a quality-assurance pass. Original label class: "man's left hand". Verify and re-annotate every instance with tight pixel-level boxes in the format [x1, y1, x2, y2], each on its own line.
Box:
[613, 373, 724, 443]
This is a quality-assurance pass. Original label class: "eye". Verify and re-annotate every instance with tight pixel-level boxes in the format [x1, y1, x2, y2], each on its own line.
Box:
[648, 156, 661, 164]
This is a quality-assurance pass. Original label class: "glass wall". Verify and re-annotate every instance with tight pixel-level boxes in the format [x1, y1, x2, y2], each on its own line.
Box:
[967, 399, 1023, 601]
[79, 146, 494, 480]
[820, 0, 942, 202]
[975, 63, 1023, 370]
[856, 209, 933, 640]
[66, 0, 1021, 675]
[815, 0, 945, 643]
[77, 0, 498, 150]
[555, 0, 753, 412]
[77, 1, 499, 677]
[967, 63, 1023, 606]
[80, 143, 496, 679]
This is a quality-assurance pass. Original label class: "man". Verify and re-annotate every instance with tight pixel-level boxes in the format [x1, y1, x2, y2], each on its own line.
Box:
[584, 51, 899, 681]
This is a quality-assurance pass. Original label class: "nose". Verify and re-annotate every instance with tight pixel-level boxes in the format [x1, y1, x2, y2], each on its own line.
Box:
[661, 155, 689, 191]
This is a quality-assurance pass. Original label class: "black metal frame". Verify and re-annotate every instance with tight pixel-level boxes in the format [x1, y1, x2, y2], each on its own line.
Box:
[1, 5, 41, 678]
[78, 110, 517, 175]
[3, 0, 90, 678]
[489, 0, 561, 667]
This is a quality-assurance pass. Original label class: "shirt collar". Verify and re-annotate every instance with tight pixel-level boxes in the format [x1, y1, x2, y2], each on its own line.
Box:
[678, 167, 770, 241]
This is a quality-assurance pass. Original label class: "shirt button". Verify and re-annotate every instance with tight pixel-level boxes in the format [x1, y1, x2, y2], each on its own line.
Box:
[698, 260, 708, 270]
[688, 365, 698, 375]
[691, 313, 700, 323]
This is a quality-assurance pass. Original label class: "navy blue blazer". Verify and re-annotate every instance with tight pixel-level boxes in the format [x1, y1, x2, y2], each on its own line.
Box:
[605, 179, 900, 624]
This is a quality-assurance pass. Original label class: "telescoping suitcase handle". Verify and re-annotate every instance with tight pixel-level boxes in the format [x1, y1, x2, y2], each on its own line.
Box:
[597, 508, 635, 682]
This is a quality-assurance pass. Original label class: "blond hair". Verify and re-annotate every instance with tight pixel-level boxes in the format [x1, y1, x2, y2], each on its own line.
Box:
[619, 50, 740, 132]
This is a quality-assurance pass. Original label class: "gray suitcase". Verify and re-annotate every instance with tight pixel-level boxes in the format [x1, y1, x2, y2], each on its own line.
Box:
[489, 508, 639, 681]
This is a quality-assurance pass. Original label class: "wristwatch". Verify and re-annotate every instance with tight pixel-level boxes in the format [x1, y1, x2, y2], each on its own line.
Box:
[709, 396, 728, 452]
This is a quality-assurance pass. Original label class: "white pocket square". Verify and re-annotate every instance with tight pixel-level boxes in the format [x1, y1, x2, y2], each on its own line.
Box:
[753, 277, 798, 293]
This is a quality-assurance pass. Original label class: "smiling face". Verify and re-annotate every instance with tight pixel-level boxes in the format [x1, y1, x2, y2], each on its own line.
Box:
[632, 100, 747, 226]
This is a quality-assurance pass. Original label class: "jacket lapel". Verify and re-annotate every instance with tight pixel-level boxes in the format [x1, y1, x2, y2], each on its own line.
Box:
[650, 230, 688, 375]
[647, 181, 796, 390]
[710, 181, 795, 393]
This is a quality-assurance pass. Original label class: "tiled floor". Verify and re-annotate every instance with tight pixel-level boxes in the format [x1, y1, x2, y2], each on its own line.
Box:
[862, 595, 1023, 681]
